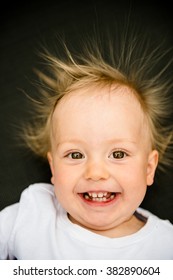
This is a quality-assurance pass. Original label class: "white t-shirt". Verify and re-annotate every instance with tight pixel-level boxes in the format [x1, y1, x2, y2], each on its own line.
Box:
[0, 183, 173, 260]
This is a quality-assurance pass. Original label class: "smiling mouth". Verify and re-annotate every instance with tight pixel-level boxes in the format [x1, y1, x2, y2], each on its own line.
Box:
[81, 191, 117, 202]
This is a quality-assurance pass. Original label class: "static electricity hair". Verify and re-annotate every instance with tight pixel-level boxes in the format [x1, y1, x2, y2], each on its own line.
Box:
[22, 29, 173, 171]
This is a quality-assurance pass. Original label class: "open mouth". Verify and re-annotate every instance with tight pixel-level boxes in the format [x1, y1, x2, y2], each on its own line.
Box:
[81, 191, 117, 202]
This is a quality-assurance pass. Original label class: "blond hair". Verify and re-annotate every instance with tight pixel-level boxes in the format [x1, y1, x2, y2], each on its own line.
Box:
[22, 31, 173, 171]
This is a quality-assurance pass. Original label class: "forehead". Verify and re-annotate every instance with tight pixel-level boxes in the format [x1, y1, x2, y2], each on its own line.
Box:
[53, 84, 145, 123]
[54, 83, 143, 112]
[51, 84, 150, 147]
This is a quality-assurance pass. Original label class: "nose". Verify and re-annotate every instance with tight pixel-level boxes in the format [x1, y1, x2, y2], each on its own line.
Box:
[84, 159, 110, 181]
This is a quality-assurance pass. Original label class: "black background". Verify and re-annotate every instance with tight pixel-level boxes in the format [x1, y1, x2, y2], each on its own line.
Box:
[0, 0, 173, 222]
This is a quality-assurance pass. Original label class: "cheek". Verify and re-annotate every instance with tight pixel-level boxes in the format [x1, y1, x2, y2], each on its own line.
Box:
[53, 167, 71, 204]
[53, 165, 81, 211]
[118, 163, 148, 193]
[53, 167, 70, 188]
[53, 164, 79, 192]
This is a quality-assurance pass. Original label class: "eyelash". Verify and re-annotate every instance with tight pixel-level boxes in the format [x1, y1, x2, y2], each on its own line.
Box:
[109, 150, 128, 159]
[65, 152, 84, 160]
[65, 150, 128, 160]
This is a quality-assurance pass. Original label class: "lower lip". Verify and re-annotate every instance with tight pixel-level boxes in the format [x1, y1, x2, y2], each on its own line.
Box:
[78, 193, 120, 207]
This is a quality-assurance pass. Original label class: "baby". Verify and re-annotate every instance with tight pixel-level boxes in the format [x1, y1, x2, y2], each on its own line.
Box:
[0, 31, 173, 259]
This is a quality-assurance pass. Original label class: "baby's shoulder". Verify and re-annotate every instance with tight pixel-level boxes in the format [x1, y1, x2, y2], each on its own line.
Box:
[139, 207, 173, 237]
[17, 182, 57, 215]
[15, 182, 58, 226]
[156, 217, 173, 235]
[22, 182, 55, 200]
[137, 207, 172, 234]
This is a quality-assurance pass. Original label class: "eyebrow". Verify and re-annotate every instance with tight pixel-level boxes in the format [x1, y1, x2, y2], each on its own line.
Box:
[56, 138, 137, 147]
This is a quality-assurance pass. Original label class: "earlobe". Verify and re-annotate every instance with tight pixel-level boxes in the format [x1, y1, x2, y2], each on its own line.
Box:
[47, 152, 55, 185]
[147, 150, 159, 186]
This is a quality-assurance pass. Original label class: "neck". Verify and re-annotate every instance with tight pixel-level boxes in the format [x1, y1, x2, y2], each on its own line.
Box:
[68, 213, 146, 238]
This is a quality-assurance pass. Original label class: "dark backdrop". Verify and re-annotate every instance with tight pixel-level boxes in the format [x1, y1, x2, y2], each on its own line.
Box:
[0, 0, 173, 223]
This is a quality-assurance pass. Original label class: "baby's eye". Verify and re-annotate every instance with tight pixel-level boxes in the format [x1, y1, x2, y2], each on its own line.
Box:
[67, 152, 84, 159]
[110, 151, 127, 159]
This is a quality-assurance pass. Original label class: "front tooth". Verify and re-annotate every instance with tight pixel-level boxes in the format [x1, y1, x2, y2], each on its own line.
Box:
[91, 193, 97, 198]
[98, 192, 104, 198]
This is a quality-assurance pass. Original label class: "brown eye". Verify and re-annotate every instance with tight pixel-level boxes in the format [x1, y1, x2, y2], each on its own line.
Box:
[69, 152, 84, 159]
[112, 151, 126, 159]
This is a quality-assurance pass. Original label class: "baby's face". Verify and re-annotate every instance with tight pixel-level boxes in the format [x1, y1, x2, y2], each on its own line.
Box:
[48, 84, 158, 235]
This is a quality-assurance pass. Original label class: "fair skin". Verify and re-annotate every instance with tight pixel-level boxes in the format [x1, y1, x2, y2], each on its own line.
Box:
[48, 84, 159, 238]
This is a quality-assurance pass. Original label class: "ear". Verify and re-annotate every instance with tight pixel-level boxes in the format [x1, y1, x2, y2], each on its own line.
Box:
[47, 152, 55, 185]
[146, 150, 159, 186]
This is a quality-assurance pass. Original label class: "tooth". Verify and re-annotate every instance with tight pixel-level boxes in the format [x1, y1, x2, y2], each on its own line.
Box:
[86, 192, 114, 200]
[84, 194, 89, 200]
